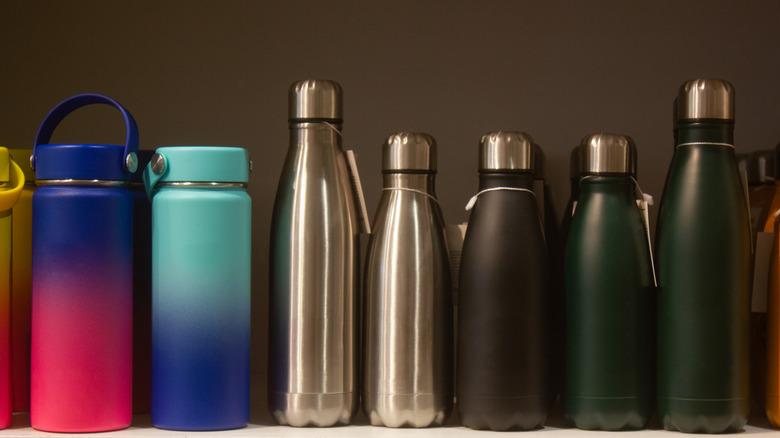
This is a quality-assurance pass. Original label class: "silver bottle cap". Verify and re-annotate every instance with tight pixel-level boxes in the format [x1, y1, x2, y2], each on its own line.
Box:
[676, 79, 735, 121]
[289, 79, 342, 121]
[479, 131, 534, 171]
[579, 133, 636, 175]
[383, 132, 436, 172]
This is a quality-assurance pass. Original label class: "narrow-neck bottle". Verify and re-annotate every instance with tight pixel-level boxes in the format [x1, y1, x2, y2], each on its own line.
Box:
[565, 133, 653, 430]
[269, 80, 358, 427]
[458, 132, 549, 430]
[364, 132, 453, 428]
[656, 79, 750, 433]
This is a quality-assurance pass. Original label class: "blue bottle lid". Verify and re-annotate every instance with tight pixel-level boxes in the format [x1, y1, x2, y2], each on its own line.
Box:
[32, 93, 139, 181]
[143, 146, 250, 197]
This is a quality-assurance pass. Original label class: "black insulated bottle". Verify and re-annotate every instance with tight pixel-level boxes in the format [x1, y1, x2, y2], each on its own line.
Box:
[457, 131, 550, 430]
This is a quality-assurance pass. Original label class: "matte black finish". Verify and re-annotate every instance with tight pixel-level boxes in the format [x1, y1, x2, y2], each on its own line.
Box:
[457, 172, 550, 430]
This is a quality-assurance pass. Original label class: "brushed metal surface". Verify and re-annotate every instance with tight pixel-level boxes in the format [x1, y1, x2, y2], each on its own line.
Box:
[479, 131, 534, 172]
[383, 132, 436, 172]
[363, 146, 454, 428]
[269, 121, 358, 427]
[579, 133, 636, 175]
[676, 78, 734, 121]
[288, 79, 342, 121]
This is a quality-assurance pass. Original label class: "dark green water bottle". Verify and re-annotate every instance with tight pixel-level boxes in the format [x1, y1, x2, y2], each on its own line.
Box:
[656, 79, 750, 433]
[565, 134, 654, 430]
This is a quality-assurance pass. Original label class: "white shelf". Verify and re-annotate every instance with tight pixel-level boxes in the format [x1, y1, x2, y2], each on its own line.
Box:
[1, 415, 778, 437]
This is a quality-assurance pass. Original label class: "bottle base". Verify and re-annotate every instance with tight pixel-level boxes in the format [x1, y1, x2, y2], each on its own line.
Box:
[565, 396, 648, 430]
[270, 392, 353, 427]
[153, 420, 247, 431]
[30, 420, 131, 433]
[366, 393, 452, 428]
[765, 395, 780, 427]
[459, 395, 547, 430]
[660, 397, 747, 433]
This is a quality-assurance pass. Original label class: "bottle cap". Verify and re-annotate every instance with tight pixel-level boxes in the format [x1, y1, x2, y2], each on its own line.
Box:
[383, 132, 436, 172]
[0, 147, 25, 210]
[749, 150, 775, 184]
[676, 79, 735, 121]
[479, 131, 534, 172]
[289, 79, 342, 122]
[579, 133, 636, 175]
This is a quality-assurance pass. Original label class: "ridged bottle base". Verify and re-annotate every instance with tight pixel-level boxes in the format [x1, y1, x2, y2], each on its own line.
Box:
[366, 393, 452, 428]
[660, 398, 747, 433]
[565, 396, 648, 430]
[459, 395, 547, 431]
[270, 392, 353, 427]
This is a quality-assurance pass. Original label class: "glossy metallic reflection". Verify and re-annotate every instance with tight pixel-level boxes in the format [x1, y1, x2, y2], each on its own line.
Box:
[579, 133, 636, 175]
[479, 131, 534, 171]
[269, 90, 358, 426]
[363, 133, 453, 428]
[676, 78, 734, 121]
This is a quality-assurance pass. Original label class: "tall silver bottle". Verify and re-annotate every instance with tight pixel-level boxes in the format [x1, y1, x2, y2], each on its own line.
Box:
[269, 79, 358, 427]
[363, 133, 453, 427]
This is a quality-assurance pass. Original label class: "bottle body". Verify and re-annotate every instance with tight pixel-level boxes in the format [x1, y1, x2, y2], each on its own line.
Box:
[132, 186, 151, 414]
[10, 184, 33, 414]
[269, 125, 358, 427]
[30, 186, 133, 432]
[151, 187, 251, 430]
[656, 125, 750, 433]
[364, 173, 453, 427]
[457, 172, 549, 430]
[565, 176, 653, 430]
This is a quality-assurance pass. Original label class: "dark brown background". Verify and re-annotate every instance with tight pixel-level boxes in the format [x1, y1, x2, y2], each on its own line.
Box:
[3, 0, 780, 422]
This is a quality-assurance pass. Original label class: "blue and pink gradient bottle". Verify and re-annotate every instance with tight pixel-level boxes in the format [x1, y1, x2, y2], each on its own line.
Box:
[30, 94, 138, 432]
[144, 146, 251, 430]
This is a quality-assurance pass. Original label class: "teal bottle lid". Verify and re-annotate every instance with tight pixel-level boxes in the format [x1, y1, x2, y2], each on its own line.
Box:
[143, 146, 250, 197]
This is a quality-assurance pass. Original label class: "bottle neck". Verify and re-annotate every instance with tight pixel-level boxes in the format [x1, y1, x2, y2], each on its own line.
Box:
[675, 120, 734, 145]
[383, 172, 435, 194]
[289, 122, 342, 149]
[579, 175, 636, 200]
[477, 171, 534, 190]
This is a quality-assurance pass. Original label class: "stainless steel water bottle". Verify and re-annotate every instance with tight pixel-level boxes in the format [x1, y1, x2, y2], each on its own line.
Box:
[656, 79, 750, 433]
[364, 132, 453, 428]
[269, 80, 358, 427]
[30, 93, 137, 432]
[145, 147, 251, 430]
[565, 134, 653, 430]
[458, 132, 549, 430]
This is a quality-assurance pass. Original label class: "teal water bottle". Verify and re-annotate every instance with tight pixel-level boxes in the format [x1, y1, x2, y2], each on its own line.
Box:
[564, 134, 654, 430]
[656, 79, 750, 433]
[144, 146, 251, 430]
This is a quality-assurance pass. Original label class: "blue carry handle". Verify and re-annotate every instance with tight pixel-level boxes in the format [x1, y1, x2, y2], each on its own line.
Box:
[32, 93, 139, 174]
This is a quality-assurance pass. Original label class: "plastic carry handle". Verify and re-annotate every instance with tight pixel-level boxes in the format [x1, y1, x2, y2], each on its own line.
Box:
[0, 160, 26, 211]
[31, 93, 139, 173]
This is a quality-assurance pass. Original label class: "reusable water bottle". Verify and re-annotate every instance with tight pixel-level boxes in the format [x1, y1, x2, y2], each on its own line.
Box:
[364, 132, 453, 428]
[656, 79, 750, 433]
[565, 133, 653, 430]
[457, 132, 549, 430]
[764, 144, 780, 426]
[269, 79, 359, 427]
[0, 148, 25, 429]
[145, 146, 251, 430]
[9, 149, 33, 413]
[132, 150, 153, 414]
[30, 94, 137, 432]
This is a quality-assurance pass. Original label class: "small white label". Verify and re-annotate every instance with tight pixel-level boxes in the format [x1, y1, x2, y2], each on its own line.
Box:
[344, 150, 371, 235]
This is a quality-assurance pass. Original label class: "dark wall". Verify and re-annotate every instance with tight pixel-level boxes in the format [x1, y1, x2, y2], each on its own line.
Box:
[3, 0, 780, 421]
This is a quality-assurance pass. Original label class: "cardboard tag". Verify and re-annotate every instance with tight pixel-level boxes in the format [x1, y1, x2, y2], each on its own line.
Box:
[446, 223, 468, 295]
[344, 150, 371, 235]
[753, 231, 773, 313]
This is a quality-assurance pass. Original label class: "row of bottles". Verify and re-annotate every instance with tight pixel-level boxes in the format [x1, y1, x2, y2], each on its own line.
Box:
[0, 78, 770, 433]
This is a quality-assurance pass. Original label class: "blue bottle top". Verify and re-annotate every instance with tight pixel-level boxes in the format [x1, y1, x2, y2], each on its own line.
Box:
[32, 93, 139, 182]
